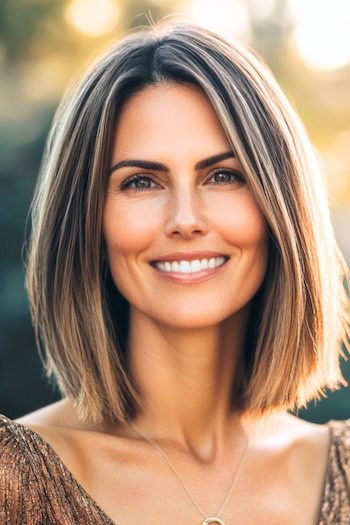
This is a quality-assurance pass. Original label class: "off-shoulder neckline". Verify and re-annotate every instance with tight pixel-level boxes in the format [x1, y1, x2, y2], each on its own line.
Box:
[0, 413, 338, 525]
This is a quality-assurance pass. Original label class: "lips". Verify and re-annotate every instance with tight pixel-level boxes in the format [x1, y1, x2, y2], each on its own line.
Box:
[152, 256, 228, 273]
[150, 251, 230, 263]
[150, 254, 230, 284]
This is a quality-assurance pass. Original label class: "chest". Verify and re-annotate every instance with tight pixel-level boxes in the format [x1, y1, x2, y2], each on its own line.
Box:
[37, 422, 330, 525]
[73, 445, 325, 525]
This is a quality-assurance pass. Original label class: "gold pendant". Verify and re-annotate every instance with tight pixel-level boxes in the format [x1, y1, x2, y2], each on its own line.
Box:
[202, 519, 225, 525]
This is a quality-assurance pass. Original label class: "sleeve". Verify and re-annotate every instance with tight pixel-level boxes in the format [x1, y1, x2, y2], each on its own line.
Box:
[0, 415, 44, 525]
[321, 418, 350, 524]
[333, 419, 350, 489]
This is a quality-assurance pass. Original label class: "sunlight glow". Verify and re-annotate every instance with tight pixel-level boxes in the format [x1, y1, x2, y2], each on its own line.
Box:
[248, 0, 277, 21]
[289, 0, 350, 69]
[182, 0, 250, 41]
[65, 0, 120, 37]
[322, 129, 350, 202]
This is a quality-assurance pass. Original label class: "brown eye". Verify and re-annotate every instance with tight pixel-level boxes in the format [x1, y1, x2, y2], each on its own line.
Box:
[120, 175, 158, 192]
[208, 169, 245, 185]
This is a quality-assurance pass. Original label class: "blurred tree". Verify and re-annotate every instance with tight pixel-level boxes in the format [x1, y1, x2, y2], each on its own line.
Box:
[0, 0, 63, 64]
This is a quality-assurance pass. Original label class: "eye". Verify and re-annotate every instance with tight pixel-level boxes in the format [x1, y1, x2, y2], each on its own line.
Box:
[118, 169, 245, 192]
[119, 174, 158, 192]
[207, 169, 245, 185]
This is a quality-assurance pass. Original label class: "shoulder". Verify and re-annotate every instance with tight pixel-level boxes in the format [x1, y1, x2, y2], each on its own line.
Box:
[15, 398, 111, 434]
[0, 413, 46, 524]
[0, 412, 44, 471]
[327, 418, 350, 477]
[0, 408, 88, 522]
[14, 398, 82, 428]
[254, 412, 331, 454]
[0, 411, 98, 524]
[1, 402, 92, 484]
[316, 419, 350, 524]
[327, 417, 350, 442]
[1, 402, 79, 467]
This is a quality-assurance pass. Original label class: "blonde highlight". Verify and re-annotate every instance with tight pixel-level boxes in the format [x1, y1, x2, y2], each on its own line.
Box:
[24, 21, 350, 424]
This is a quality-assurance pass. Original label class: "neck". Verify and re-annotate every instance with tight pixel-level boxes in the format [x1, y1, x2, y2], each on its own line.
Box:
[122, 305, 250, 461]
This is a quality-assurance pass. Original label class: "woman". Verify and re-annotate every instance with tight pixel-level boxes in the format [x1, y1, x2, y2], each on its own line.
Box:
[1, 20, 349, 525]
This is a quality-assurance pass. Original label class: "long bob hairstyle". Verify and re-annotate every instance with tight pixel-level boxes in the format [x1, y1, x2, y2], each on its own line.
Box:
[25, 20, 350, 424]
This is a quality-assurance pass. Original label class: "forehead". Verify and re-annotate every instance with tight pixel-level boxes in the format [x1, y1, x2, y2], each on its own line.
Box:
[112, 83, 231, 159]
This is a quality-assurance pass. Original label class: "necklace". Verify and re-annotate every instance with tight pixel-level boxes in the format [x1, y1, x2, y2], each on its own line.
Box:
[129, 420, 249, 525]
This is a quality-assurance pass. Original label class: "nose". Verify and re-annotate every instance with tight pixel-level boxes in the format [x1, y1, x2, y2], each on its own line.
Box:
[164, 189, 209, 239]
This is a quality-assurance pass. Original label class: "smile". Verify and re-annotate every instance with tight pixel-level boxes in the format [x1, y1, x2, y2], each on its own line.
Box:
[151, 256, 229, 274]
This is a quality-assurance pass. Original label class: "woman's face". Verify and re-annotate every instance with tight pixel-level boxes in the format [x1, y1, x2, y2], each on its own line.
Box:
[103, 83, 268, 328]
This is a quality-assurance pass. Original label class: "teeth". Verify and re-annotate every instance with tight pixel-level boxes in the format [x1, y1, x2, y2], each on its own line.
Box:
[179, 261, 191, 273]
[190, 260, 201, 272]
[172, 261, 180, 272]
[208, 258, 216, 268]
[154, 256, 227, 273]
[200, 258, 209, 269]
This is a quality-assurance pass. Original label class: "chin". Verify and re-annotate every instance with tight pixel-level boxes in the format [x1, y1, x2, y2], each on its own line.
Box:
[150, 306, 241, 330]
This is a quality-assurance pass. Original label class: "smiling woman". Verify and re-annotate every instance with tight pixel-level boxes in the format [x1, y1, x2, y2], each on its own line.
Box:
[103, 84, 268, 326]
[1, 19, 350, 525]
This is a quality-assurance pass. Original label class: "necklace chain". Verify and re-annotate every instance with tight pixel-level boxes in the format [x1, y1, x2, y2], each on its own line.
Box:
[129, 420, 249, 522]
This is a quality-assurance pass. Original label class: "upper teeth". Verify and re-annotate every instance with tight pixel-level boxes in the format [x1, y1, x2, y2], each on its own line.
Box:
[154, 257, 226, 273]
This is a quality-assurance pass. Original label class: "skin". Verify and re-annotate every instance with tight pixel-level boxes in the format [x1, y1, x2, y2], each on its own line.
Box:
[103, 82, 268, 457]
[15, 83, 330, 524]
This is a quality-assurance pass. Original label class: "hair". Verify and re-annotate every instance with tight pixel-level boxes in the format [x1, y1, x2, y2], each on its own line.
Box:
[24, 19, 350, 425]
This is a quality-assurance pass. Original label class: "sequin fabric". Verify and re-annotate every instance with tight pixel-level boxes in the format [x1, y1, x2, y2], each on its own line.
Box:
[0, 414, 349, 524]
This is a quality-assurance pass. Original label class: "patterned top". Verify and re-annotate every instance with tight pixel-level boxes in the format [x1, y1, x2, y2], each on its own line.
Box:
[0, 414, 349, 524]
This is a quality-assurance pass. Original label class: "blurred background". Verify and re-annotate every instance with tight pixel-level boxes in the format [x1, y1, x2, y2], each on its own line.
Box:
[1, 0, 349, 422]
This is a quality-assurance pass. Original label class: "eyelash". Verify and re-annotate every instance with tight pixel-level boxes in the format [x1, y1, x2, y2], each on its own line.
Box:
[119, 169, 245, 192]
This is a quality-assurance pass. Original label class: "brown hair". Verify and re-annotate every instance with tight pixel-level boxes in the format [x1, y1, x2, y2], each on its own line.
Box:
[25, 20, 350, 424]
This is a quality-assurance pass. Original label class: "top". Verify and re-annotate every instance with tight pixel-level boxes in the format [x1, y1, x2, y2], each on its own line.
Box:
[0, 413, 349, 524]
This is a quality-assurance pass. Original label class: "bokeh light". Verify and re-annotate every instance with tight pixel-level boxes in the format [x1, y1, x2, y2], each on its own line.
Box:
[65, 0, 121, 37]
[289, 0, 350, 70]
[248, 0, 277, 20]
[322, 129, 350, 202]
[182, 0, 250, 40]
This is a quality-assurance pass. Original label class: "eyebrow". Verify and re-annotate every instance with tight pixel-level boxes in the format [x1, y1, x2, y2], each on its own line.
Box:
[109, 151, 236, 174]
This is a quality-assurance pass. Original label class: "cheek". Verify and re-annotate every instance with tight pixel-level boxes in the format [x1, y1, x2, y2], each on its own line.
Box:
[102, 198, 160, 257]
[208, 192, 268, 295]
[207, 192, 267, 248]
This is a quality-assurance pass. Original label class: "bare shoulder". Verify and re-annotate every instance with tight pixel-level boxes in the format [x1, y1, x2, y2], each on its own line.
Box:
[12, 400, 148, 520]
[261, 411, 330, 453]
[15, 398, 95, 431]
[13, 399, 137, 470]
[14, 398, 125, 447]
[259, 412, 331, 486]
[285, 412, 330, 449]
[274, 411, 329, 437]
[247, 411, 331, 481]
[13, 400, 91, 475]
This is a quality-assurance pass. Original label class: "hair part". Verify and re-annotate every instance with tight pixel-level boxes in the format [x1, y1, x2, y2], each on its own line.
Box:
[25, 20, 350, 424]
